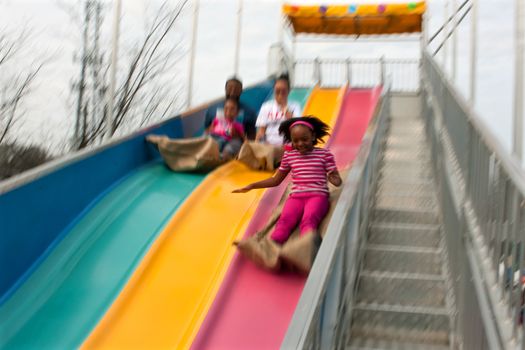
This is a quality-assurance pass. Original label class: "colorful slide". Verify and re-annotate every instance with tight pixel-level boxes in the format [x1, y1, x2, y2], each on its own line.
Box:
[0, 84, 382, 350]
[80, 88, 321, 349]
[191, 87, 381, 349]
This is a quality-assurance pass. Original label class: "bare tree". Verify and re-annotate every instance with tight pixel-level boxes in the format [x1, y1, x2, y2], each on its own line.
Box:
[0, 29, 44, 144]
[0, 27, 51, 180]
[67, 0, 188, 150]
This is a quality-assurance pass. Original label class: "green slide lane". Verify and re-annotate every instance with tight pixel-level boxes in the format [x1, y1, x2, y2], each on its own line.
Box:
[289, 87, 313, 108]
[0, 162, 205, 349]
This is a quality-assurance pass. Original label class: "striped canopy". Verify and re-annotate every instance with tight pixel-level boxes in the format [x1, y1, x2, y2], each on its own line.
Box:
[283, 2, 426, 36]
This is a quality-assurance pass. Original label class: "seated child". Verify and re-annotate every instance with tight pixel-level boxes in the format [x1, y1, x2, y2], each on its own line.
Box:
[207, 97, 245, 160]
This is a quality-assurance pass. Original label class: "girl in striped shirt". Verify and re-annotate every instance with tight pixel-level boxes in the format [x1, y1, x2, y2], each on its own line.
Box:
[233, 116, 342, 244]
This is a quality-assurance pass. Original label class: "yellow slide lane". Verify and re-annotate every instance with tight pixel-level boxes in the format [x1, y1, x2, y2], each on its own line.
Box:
[302, 86, 346, 137]
[82, 86, 346, 350]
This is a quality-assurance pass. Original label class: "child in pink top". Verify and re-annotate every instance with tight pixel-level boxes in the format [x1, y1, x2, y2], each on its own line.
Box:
[233, 116, 342, 243]
[207, 97, 245, 160]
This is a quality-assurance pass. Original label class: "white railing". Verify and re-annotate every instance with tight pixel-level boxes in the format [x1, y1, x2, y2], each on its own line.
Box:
[423, 51, 525, 349]
[293, 58, 420, 92]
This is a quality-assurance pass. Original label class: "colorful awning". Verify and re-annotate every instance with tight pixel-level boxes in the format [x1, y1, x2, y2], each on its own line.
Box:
[283, 2, 426, 36]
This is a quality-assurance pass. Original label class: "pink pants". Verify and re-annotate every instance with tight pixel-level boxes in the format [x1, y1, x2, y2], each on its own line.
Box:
[270, 192, 330, 244]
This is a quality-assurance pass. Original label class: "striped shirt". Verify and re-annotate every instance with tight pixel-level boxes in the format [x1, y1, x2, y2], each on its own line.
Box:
[279, 148, 338, 194]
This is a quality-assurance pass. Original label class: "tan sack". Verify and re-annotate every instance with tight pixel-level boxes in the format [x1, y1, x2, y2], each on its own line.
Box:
[146, 135, 222, 172]
[238, 141, 283, 171]
[234, 235, 281, 271]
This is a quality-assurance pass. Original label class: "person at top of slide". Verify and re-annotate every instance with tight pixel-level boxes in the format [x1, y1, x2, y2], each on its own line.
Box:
[254, 74, 302, 146]
[205, 76, 257, 139]
[234, 116, 342, 244]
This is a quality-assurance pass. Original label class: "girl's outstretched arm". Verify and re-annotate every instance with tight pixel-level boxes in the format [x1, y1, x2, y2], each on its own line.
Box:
[232, 170, 288, 193]
[328, 170, 342, 187]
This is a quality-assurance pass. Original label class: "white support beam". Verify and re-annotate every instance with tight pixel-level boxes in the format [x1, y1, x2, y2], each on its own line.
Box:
[513, 0, 524, 161]
[469, 0, 478, 104]
[233, 0, 243, 76]
[187, 0, 200, 109]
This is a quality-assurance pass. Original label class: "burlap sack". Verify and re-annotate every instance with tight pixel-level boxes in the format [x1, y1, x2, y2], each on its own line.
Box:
[234, 235, 281, 271]
[146, 135, 222, 172]
[280, 233, 324, 275]
[237, 141, 282, 171]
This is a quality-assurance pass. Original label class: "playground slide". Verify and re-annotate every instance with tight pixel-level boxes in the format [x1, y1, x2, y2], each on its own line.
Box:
[191, 87, 382, 350]
[0, 162, 206, 349]
[81, 89, 313, 349]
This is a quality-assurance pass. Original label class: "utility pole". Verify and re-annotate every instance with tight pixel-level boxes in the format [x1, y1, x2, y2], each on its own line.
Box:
[74, 0, 91, 147]
[513, 0, 524, 161]
[107, 0, 121, 137]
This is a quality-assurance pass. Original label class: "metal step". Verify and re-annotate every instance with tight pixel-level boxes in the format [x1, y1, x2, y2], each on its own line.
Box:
[347, 337, 450, 350]
[374, 195, 437, 212]
[382, 152, 430, 161]
[343, 112, 453, 349]
[373, 207, 439, 225]
[363, 245, 442, 275]
[356, 272, 446, 307]
[388, 126, 425, 136]
[379, 166, 433, 180]
[350, 305, 450, 346]
[380, 160, 432, 172]
[376, 182, 434, 197]
[384, 137, 428, 149]
[388, 119, 425, 132]
[368, 223, 440, 248]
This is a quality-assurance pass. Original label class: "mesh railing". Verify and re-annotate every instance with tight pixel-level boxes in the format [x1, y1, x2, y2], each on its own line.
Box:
[293, 58, 419, 92]
[423, 51, 525, 349]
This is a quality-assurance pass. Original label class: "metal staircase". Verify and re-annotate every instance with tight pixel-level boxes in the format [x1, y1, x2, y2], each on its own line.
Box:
[282, 54, 525, 350]
[347, 108, 454, 349]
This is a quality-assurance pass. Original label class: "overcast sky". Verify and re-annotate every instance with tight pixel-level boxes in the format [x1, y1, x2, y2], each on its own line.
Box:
[0, 0, 521, 159]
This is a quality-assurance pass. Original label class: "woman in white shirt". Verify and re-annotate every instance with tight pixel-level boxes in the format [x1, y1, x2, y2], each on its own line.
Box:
[255, 74, 302, 146]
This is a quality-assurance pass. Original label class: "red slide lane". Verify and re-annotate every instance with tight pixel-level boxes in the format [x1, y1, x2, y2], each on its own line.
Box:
[191, 87, 382, 350]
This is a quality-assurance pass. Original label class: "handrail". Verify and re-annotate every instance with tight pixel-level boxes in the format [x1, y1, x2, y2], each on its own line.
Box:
[423, 51, 525, 201]
[293, 57, 419, 92]
[422, 50, 525, 348]
[281, 79, 391, 349]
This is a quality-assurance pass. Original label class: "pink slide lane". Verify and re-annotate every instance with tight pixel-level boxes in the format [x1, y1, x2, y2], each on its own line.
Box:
[191, 87, 382, 350]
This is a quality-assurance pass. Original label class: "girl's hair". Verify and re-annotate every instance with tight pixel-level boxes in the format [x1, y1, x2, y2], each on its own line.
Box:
[279, 116, 330, 145]
[224, 97, 239, 109]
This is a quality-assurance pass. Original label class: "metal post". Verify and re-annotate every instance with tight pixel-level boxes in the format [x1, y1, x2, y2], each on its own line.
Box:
[379, 56, 385, 85]
[443, 1, 449, 72]
[314, 57, 321, 86]
[513, 0, 524, 161]
[469, 0, 478, 104]
[346, 58, 352, 86]
[106, 0, 121, 137]
[278, 0, 285, 44]
[421, 13, 428, 56]
[452, 0, 458, 81]
[187, 0, 200, 109]
[233, 0, 243, 76]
